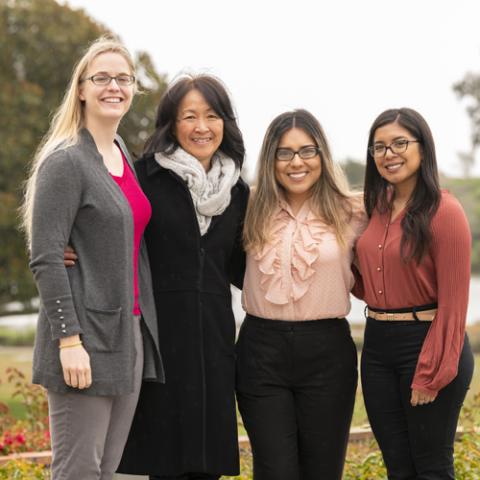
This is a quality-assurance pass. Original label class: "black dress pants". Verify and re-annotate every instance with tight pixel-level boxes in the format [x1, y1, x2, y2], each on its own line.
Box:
[149, 474, 219, 480]
[236, 315, 358, 480]
[361, 317, 474, 480]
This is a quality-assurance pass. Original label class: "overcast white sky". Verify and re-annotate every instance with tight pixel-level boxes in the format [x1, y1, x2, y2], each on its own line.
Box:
[65, 0, 480, 178]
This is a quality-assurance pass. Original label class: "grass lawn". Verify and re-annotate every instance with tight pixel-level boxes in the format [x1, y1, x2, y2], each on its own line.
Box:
[0, 346, 34, 418]
[1, 346, 478, 426]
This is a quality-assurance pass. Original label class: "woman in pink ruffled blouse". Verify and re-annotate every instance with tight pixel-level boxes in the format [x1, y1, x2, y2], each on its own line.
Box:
[236, 109, 366, 480]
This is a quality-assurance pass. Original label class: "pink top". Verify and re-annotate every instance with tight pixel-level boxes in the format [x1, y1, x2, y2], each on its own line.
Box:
[111, 153, 152, 315]
[354, 191, 471, 396]
[242, 197, 367, 321]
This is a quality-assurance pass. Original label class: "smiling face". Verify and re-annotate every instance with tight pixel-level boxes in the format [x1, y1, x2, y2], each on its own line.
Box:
[175, 89, 224, 168]
[79, 51, 134, 126]
[274, 128, 322, 207]
[373, 121, 422, 193]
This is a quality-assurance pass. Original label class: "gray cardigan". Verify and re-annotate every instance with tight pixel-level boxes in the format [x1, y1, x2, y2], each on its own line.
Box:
[30, 129, 164, 395]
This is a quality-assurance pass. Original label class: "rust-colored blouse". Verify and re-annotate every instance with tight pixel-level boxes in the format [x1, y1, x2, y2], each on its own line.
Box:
[354, 191, 471, 395]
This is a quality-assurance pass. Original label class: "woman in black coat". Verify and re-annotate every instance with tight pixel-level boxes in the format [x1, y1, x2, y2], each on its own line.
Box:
[117, 74, 249, 480]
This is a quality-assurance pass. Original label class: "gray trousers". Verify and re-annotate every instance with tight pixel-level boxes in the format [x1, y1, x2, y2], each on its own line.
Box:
[48, 316, 144, 480]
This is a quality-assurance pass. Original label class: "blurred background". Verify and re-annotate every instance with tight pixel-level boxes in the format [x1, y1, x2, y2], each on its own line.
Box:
[1, 0, 480, 329]
[0, 0, 479, 477]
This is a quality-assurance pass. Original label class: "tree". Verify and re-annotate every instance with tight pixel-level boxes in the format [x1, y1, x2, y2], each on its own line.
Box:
[457, 150, 475, 178]
[0, 0, 167, 305]
[453, 71, 480, 175]
[341, 158, 365, 189]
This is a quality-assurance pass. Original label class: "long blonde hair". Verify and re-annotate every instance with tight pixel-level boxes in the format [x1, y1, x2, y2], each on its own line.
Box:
[21, 35, 136, 245]
[244, 109, 354, 252]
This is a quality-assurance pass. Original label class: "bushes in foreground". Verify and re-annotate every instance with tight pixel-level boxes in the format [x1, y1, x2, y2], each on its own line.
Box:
[0, 371, 479, 479]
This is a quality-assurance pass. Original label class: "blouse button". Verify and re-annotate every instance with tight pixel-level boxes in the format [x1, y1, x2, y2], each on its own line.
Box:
[378, 290, 383, 294]
[378, 244, 383, 249]
[377, 267, 382, 272]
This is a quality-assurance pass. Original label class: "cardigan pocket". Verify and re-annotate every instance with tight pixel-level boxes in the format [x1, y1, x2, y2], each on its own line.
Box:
[84, 305, 122, 353]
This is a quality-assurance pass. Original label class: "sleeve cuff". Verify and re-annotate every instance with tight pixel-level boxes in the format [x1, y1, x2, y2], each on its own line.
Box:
[43, 295, 83, 340]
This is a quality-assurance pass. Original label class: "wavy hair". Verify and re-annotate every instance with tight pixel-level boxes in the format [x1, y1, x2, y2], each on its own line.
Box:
[244, 109, 354, 252]
[364, 108, 441, 262]
[21, 36, 136, 245]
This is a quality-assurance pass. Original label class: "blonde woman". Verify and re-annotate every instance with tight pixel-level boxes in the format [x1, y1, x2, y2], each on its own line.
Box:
[22, 37, 164, 480]
[237, 109, 365, 480]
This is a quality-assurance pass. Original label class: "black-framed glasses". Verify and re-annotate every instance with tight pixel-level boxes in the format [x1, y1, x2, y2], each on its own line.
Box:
[275, 146, 320, 162]
[369, 139, 419, 158]
[80, 74, 136, 86]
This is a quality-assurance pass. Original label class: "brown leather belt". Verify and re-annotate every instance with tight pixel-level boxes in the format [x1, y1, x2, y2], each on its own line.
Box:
[367, 308, 437, 322]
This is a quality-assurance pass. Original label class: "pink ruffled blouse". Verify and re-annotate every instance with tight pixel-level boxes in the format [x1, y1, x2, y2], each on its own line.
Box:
[242, 198, 367, 321]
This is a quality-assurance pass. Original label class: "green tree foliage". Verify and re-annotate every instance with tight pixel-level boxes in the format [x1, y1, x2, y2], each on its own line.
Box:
[454, 72, 480, 149]
[442, 177, 480, 273]
[342, 158, 365, 189]
[0, 0, 167, 304]
[453, 72, 480, 177]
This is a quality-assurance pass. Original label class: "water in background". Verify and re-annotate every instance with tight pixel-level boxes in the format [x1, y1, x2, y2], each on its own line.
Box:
[232, 276, 480, 326]
[1, 277, 479, 329]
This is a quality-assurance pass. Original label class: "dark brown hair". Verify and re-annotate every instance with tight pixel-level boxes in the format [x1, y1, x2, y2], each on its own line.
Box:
[144, 73, 245, 167]
[364, 108, 441, 263]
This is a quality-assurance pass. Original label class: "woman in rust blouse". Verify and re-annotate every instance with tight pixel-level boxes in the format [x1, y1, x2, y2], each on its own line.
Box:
[355, 108, 474, 480]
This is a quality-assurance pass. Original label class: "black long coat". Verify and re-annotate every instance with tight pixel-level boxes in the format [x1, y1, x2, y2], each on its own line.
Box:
[118, 153, 249, 477]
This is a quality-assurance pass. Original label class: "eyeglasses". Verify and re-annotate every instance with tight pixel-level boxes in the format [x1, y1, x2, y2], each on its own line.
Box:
[80, 74, 136, 86]
[275, 146, 320, 162]
[369, 139, 419, 158]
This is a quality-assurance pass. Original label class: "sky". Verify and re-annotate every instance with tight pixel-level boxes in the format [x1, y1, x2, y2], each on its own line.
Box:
[65, 0, 480, 179]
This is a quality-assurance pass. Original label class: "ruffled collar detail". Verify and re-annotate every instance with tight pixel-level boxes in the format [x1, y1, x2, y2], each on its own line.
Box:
[254, 200, 330, 305]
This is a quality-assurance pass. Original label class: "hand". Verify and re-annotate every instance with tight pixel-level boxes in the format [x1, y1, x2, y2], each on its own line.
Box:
[64, 245, 78, 267]
[410, 389, 436, 407]
[59, 337, 91, 389]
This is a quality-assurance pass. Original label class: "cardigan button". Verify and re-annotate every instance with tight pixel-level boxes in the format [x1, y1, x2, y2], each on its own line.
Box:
[377, 267, 382, 272]
[378, 290, 383, 294]
[57, 308, 63, 313]
[378, 244, 383, 249]
[56, 300, 61, 304]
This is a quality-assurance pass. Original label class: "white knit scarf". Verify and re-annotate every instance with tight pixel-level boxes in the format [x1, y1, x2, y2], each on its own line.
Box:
[155, 148, 240, 235]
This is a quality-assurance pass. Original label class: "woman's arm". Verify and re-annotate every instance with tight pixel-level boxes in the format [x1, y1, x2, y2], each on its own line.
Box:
[229, 184, 249, 289]
[30, 151, 91, 389]
[411, 195, 471, 399]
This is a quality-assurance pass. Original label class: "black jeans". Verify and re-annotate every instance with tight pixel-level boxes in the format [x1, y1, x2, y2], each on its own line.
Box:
[361, 317, 474, 480]
[236, 315, 358, 480]
[149, 474, 219, 480]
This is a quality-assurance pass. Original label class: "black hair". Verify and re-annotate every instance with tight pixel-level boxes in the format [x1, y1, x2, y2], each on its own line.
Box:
[143, 74, 245, 168]
[364, 108, 441, 263]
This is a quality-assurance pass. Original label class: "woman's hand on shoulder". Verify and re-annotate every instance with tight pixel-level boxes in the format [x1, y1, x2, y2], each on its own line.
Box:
[64, 246, 78, 267]
[59, 335, 91, 389]
[347, 192, 368, 236]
